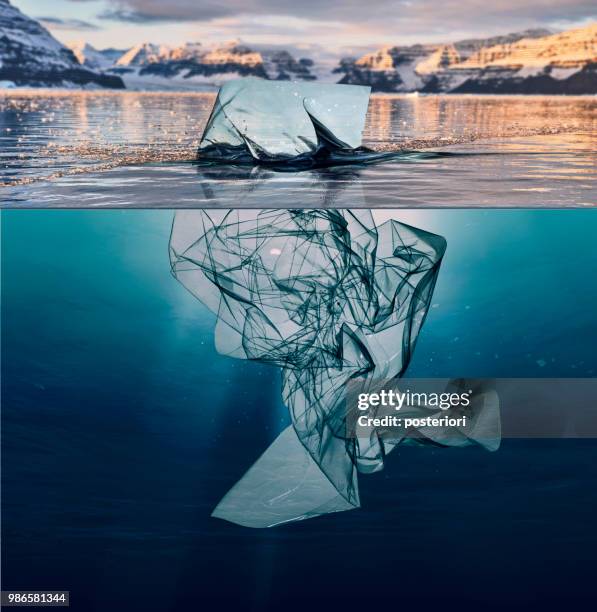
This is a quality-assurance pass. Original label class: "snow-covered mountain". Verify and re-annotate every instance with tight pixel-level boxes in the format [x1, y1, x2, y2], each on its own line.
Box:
[67, 40, 115, 72]
[0, 0, 124, 88]
[115, 42, 172, 67]
[452, 29, 553, 59]
[108, 40, 316, 89]
[337, 44, 435, 91]
[2, 0, 594, 94]
[448, 24, 597, 93]
[336, 24, 597, 94]
[0, 1, 316, 91]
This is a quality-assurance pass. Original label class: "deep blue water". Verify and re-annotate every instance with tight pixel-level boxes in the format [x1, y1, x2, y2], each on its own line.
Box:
[2, 209, 597, 610]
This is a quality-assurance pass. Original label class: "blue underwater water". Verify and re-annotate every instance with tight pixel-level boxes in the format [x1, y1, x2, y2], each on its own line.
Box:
[2, 209, 597, 610]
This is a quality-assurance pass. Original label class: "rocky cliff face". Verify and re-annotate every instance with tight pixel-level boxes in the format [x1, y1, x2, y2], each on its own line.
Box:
[452, 28, 553, 59]
[338, 44, 434, 91]
[0, 0, 124, 88]
[136, 42, 268, 79]
[3, 0, 594, 95]
[336, 25, 596, 94]
[448, 24, 597, 93]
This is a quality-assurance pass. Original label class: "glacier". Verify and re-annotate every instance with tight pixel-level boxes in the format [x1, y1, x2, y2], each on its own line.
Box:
[169, 210, 501, 528]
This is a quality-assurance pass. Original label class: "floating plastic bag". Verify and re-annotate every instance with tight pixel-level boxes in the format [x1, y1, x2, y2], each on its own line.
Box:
[197, 78, 375, 165]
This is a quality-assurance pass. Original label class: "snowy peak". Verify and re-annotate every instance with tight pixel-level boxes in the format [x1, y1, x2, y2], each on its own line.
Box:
[457, 23, 597, 69]
[67, 40, 114, 71]
[108, 39, 317, 89]
[454, 28, 553, 58]
[116, 42, 166, 66]
[2, 0, 593, 94]
[356, 47, 396, 71]
[200, 42, 263, 67]
[166, 42, 203, 62]
[0, 0, 124, 88]
[337, 23, 597, 93]
[337, 44, 433, 90]
[1, 0, 68, 61]
[416, 45, 460, 74]
[115, 41, 263, 68]
[356, 44, 435, 70]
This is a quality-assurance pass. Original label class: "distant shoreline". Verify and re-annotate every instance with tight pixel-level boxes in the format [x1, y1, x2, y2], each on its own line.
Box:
[1, 86, 595, 98]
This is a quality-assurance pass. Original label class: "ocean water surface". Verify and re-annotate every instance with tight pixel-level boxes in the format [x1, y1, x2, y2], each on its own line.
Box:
[2, 209, 597, 610]
[1, 90, 595, 207]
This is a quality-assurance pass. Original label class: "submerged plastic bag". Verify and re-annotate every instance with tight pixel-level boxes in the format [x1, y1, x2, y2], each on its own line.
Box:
[170, 211, 502, 528]
[169, 211, 504, 526]
[198, 78, 373, 164]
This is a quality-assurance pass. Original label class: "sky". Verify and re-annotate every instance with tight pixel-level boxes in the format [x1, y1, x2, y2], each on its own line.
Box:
[12, 0, 597, 59]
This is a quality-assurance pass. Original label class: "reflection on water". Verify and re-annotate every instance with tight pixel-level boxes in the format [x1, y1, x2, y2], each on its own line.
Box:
[367, 94, 594, 148]
[0, 91, 212, 185]
[1, 90, 595, 206]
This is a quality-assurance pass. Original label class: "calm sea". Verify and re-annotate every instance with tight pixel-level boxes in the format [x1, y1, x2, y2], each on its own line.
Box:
[1, 91, 595, 207]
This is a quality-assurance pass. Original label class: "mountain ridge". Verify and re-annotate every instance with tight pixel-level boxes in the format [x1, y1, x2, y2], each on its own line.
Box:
[0, 0, 123, 88]
[1, 0, 594, 94]
[107, 40, 317, 89]
[337, 24, 597, 93]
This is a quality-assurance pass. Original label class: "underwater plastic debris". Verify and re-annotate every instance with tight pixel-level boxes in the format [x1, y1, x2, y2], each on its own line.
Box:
[169, 210, 499, 527]
[197, 79, 395, 168]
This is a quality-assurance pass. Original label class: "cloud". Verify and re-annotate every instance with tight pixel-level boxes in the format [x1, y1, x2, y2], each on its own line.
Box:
[38, 16, 101, 31]
[96, 1, 233, 23]
[91, 0, 595, 32]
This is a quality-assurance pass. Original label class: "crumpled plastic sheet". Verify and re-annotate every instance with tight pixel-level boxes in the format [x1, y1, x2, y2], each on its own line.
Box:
[169, 210, 498, 527]
[197, 79, 394, 167]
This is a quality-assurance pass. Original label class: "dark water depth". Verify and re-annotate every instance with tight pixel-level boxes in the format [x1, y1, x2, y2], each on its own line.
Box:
[2, 209, 597, 610]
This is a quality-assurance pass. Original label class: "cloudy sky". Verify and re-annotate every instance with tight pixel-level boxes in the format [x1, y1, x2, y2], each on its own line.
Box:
[13, 0, 596, 58]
